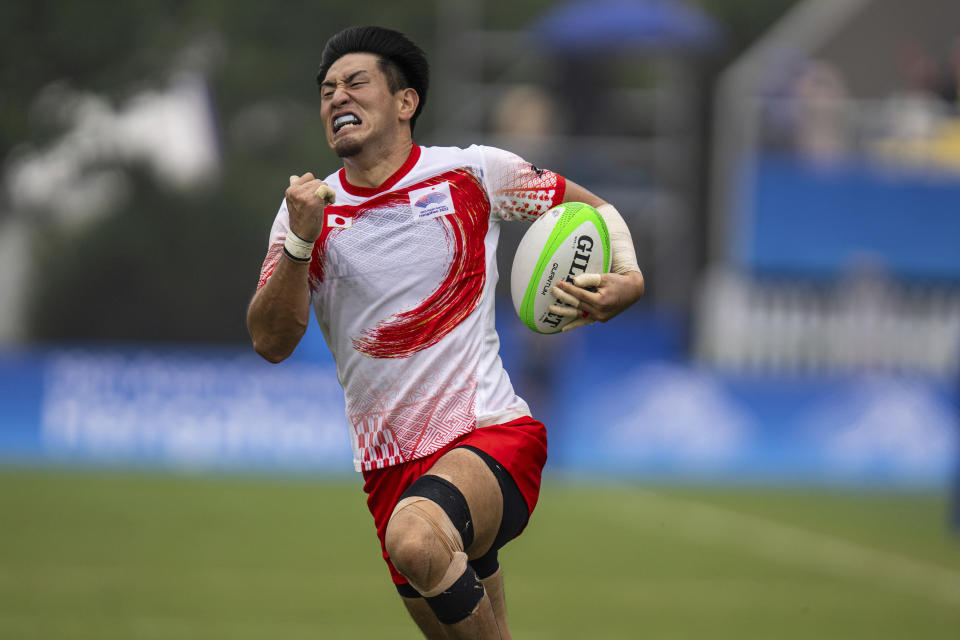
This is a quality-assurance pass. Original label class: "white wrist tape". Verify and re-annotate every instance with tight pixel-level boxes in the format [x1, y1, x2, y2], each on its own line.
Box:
[596, 203, 640, 275]
[283, 229, 314, 261]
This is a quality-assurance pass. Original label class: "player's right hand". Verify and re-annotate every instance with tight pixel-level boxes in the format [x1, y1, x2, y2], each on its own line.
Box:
[285, 173, 336, 241]
[549, 271, 644, 331]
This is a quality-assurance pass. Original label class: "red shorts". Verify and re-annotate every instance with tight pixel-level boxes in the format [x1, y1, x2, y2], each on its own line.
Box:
[361, 416, 548, 585]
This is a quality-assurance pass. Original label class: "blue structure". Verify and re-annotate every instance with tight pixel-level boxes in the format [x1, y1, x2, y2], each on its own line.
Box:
[1, 307, 955, 488]
[532, 0, 721, 54]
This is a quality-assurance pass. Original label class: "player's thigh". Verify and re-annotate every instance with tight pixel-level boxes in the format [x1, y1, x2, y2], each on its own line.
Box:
[425, 447, 503, 559]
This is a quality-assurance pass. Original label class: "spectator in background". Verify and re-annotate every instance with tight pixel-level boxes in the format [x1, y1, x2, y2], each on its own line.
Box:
[880, 43, 950, 148]
[489, 85, 563, 417]
[490, 84, 558, 152]
[939, 37, 960, 108]
[872, 40, 960, 172]
[792, 59, 851, 162]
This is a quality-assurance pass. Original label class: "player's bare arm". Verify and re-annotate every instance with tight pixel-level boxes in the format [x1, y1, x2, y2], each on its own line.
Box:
[247, 173, 335, 363]
[552, 180, 645, 330]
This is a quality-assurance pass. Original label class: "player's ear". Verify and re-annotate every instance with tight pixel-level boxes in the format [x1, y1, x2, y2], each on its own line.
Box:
[397, 88, 419, 123]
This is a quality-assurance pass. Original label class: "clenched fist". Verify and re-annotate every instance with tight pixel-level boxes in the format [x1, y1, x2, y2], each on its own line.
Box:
[285, 173, 337, 241]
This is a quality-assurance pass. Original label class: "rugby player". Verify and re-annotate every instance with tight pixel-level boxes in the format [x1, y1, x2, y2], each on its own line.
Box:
[247, 26, 644, 639]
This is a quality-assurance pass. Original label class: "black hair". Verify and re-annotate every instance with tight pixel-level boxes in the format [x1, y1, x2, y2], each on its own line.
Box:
[316, 26, 429, 133]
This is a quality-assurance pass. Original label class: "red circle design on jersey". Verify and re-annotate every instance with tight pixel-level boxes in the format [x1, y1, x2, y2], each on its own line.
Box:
[335, 216, 345, 225]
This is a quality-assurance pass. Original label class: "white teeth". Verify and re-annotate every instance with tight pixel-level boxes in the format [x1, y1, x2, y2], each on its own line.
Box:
[333, 114, 360, 132]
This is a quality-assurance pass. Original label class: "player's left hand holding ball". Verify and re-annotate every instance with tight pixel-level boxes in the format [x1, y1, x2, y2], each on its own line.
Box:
[549, 271, 645, 332]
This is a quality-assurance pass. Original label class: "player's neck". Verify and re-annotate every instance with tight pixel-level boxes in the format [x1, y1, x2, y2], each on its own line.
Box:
[341, 136, 414, 190]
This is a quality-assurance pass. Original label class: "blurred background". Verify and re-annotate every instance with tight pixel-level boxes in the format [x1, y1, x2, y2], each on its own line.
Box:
[1, 0, 959, 638]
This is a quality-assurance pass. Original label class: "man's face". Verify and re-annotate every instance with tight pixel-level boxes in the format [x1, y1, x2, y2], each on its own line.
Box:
[320, 53, 404, 158]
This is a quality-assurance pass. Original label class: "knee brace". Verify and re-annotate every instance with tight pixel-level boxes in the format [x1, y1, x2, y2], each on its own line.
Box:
[422, 551, 486, 624]
[397, 549, 499, 598]
[388, 474, 474, 591]
[388, 475, 485, 623]
[458, 446, 528, 553]
[390, 474, 475, 555]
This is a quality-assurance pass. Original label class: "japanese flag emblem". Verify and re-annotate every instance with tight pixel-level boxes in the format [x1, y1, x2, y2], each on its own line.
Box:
[327, 213, 353, 229]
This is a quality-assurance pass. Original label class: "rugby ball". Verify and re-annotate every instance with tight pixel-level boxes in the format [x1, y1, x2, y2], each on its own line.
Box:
[510, 202, 610, 334]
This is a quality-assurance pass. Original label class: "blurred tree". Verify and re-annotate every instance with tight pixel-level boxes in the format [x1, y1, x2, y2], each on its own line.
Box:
[7, 0, 436, 343]
[3, 0, 799, 345]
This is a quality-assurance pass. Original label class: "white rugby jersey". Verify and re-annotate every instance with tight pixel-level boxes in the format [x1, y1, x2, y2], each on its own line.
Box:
[258, 144, 566, 471]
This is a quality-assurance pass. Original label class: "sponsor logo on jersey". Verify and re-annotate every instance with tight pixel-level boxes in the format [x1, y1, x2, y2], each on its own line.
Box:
[327, 213, 353, 228]
[415, 192, 447, 207]
[408, 182, 455, 221]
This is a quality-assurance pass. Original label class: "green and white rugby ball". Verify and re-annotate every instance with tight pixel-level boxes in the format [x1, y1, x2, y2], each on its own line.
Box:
[510, 202, 611, 334]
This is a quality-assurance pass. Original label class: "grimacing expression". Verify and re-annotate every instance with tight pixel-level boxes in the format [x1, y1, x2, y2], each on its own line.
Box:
[320, 53, 410, 158]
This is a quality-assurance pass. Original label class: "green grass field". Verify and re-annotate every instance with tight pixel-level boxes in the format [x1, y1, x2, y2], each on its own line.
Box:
[1, 468, 958, 639]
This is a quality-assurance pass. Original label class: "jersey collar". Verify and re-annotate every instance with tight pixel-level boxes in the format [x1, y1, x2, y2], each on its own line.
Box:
[337, 144, 422, 197]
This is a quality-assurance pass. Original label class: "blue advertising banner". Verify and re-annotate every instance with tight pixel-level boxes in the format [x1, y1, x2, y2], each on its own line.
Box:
[1, 313, 957, 487]
[556, 362, 958, 485]
[0, 346, 353, 473]
[735, 154, 960, 280]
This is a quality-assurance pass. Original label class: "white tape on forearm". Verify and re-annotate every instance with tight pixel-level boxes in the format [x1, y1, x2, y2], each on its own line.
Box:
[283, 229, 314, 261]
[596, 203, 640, 275]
